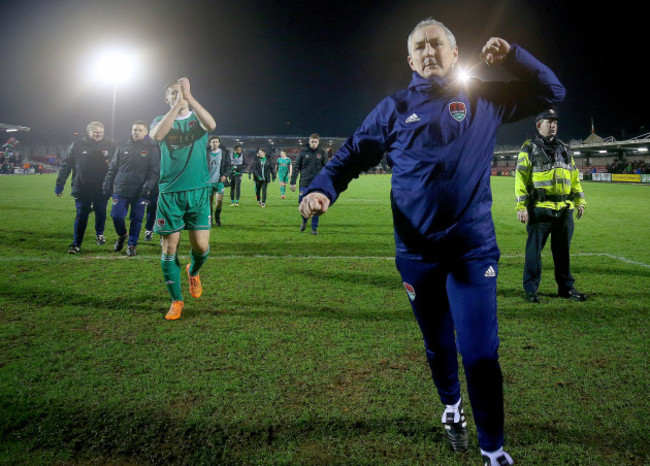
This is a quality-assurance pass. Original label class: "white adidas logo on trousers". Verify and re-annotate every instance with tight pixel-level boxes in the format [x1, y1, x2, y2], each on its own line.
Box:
[484, 266, 496, 277]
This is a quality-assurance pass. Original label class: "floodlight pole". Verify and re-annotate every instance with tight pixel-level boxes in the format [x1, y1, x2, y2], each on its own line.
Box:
[110, 80, 117, 142]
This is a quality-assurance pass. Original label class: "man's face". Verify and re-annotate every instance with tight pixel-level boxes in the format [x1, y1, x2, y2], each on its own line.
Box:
[309, 138, 319, 150]
[88, 125, 104, 141]
[258, 150, 265, 158]
[210, 138, 220, 151]
[407, 24, 458, 79]
[280, 151, 287, 158]
[235, 147, 242, 154]
[165, 84, 186, 109]
[132, 124, 148, 141]
[537, 119, 558, 138]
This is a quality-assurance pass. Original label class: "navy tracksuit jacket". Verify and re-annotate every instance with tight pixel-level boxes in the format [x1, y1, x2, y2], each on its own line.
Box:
[305, 44, 565, 451]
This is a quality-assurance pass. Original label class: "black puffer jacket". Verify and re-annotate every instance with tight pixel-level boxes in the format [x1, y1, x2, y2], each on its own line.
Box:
[56, 136, 115, 197]
[103, 137, 161, 199]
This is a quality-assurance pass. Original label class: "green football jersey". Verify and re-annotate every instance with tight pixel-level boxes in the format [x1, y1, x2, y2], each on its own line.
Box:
[153, 112, 209, 193]
[277, 156, 292, 175]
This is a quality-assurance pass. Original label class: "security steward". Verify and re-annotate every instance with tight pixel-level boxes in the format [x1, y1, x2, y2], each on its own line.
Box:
[515, 108, 587, 303]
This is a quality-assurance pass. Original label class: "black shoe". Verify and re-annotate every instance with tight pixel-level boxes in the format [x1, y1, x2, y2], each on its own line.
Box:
[96, 234, 106, 246]
[441, 400, 469, 452]
[300, 219, 307, 232]
[68, 243, 81, 254]
[114, 235, 127, 252]
[526, 292, 540, 303]
[126, 245, 137, 257]
[559, 289, 587, 301]
[144, 230, 154, 241]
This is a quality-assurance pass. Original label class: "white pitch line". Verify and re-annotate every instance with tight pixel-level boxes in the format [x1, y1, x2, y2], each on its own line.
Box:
[0, 252, 648, 268]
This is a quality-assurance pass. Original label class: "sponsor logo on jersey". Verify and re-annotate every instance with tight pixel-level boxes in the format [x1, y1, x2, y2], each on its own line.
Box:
[403, 282, 416, 301]
[449, 102, 467, 122]
[405, 113, 420, 124]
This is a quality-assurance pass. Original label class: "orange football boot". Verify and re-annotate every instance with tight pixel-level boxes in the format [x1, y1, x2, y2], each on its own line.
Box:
[165, 300, 185, 320]
[186, 264, 203, 298]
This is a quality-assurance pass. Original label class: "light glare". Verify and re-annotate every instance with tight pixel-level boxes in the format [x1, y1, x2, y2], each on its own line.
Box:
[92, 49, 135, 84]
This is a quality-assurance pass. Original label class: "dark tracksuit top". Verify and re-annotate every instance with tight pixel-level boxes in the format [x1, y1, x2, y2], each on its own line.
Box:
[56, 136, 115, 198]
[290, 146, 327, 188]
[102, 137, 160, 199]
[306, 44, 566, 261]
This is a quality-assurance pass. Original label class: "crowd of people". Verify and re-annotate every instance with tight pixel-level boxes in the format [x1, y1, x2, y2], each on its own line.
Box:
[606, 158, 650, 174]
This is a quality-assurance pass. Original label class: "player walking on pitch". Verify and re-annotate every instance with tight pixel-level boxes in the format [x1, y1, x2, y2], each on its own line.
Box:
[275, 150, 292, 199]
[149, 77, 216, 320]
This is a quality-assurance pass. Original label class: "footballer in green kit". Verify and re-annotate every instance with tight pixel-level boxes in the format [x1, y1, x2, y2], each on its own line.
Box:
[276, 150, 292, 199]
[150, 77, 217, 321]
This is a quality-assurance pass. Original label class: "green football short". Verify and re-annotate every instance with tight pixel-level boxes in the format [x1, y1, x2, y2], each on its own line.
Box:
[154, 187, 211, 234]
[210, 181, 225, 195]
[278, 172, 289, 183]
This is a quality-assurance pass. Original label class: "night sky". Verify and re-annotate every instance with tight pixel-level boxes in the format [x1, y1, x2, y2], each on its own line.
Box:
[0, 0, 646, 146]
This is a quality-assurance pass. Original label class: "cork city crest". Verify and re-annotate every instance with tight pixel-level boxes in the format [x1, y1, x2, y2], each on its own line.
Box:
[403, 282, 416, 301]
[449, 102, 467, 122]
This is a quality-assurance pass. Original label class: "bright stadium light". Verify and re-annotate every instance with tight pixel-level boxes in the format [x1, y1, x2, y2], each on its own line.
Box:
[91, 48, 137, 141]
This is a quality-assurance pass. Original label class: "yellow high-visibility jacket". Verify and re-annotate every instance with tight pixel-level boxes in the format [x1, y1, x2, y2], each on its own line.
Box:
[515, 136, 586, 211]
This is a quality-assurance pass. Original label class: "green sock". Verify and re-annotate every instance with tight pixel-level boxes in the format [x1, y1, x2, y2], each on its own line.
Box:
[189, 247, 209, 276]
[280, 185, 285, 195]
[161, 253, 183, 301]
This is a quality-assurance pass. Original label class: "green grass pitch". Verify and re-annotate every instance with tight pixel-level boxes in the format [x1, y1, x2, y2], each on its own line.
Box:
[0, 173, 648, 465]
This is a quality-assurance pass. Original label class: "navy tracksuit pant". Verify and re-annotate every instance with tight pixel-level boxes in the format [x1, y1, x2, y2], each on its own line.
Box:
[110, 195, 147, 246]
[523, 207, 575, 294]
[73, 195, 107, 245]
[396, 250, 504, 452]
[298, 190, 319, 230]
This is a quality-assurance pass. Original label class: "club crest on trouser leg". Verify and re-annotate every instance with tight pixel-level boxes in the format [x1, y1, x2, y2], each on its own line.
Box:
[403, 282, 416, 301]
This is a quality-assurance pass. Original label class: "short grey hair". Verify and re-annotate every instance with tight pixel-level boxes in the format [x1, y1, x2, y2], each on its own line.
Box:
[407, 18, 457, 54]
[86, 121, 104, 132]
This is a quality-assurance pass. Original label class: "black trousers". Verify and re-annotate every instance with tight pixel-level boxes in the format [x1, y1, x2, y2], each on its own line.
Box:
[254, 180, 268, 203]
[230, 175, 242, 201]
[523, 207, 575, 294]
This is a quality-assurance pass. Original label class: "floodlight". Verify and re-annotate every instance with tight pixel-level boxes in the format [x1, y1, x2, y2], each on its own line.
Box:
[92, 49, 136, 85]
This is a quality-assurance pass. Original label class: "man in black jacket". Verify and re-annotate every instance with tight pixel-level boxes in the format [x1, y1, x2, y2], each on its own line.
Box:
[55, 121, 115, 254]
[102, 121, 160, 256]
[290, 133, 327, 234]
[249, 147, 275, 207]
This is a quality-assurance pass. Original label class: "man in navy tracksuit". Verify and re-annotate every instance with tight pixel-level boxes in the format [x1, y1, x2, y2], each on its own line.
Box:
[300, 19, 565, 466]
[55, 121, 115, 254]
[102, 121, 160, 256]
